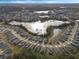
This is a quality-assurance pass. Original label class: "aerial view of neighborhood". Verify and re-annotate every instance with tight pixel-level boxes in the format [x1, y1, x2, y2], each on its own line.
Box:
[0, 0, 79, 59]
